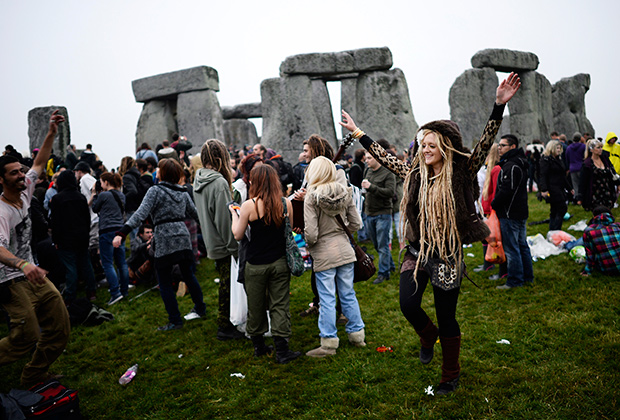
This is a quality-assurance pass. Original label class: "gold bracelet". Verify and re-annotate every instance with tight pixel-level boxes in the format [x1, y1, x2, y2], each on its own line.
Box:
[353, 129, 365, 140]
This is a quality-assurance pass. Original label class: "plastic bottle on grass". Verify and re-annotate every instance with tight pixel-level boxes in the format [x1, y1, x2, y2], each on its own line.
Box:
[119, 364, 138, 385]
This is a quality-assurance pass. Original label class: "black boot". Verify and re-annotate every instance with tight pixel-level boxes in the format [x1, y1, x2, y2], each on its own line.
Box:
[251, 335, 273, 358]
[273, 336, 301, 364]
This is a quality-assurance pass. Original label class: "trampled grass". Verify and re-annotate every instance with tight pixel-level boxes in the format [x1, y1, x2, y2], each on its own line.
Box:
[1, 194, 619, 419]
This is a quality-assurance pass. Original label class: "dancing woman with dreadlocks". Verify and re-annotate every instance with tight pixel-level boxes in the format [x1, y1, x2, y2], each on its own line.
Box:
[339, 72, 521, 395]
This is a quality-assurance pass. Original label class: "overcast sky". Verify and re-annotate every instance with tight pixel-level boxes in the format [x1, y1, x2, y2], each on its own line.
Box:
[1, 0, 617, 168]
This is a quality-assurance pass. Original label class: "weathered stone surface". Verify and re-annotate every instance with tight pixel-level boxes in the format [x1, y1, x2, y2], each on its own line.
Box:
[449, 68, 499, 147]
[28, 106, 70, 155]
[223, 119, 258, 147]
[342, 69, 418, 152]
[135, 100, 177, 149]
[132, 66, 219, 103]
[261, 75, 336, 163]
[507, 71, 554, 141]
[280, 47, 392, 76]
[471, 49, 539, 73]
[222, 103, 262, 119]
[552, 73, 594, 137]
[176, 90, 225, 153]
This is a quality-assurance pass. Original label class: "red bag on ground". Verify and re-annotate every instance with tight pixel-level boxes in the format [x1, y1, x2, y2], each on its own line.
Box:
[484, 210, 506, 264]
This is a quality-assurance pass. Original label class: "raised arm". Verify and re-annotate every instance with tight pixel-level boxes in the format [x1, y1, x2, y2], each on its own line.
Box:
[468, 72, 521, 175]
[339, 110, 411, 180]
[32, 110, 65, 175]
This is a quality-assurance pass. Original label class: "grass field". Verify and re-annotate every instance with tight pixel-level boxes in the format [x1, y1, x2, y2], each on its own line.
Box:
[1, 193, 619, 419]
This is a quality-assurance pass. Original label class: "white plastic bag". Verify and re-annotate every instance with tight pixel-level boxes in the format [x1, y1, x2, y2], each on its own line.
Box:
[229, 256, 248, 327]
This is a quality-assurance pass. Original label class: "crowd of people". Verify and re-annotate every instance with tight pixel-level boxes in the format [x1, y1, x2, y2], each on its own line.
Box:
[0, 72, 617, 396]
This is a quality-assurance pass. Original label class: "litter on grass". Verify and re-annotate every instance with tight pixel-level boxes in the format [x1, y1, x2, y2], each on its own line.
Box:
[376, 346, 394, 353]
[178, 354, 183, 358]
[425, 385, 434, 396]
[466, 253, 475, 258]
[230, 373, 245, 379]
[568, 220, 588, 231]
[214, 278, 220, 283]
[496, 339, 511, 345]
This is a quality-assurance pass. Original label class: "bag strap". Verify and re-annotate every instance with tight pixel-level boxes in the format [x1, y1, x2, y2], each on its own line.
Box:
[335, 214, 356, 245]
[110, 190, 125, 214]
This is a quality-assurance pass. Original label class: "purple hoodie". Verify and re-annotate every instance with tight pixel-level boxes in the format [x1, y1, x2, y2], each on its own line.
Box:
[565, 142, 586, 173]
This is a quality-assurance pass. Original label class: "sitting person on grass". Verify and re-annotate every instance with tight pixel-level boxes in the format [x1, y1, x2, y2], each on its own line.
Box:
[582, 206, 620, 276]
[127, 223, 155, 284]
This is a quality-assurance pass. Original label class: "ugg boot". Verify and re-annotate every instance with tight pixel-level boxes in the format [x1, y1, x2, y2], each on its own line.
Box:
[306, 337, 339, 358]
[251, 335, 273, 358]
[437, 335, 461, 395]
[273, 336, 302, 364]
[348, 329, 366, 347]
[416, 318, 439, 364]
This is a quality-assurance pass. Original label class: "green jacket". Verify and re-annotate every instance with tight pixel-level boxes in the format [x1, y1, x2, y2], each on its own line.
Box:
[193, 168, 238, 260]
[363, 165, 395, 216]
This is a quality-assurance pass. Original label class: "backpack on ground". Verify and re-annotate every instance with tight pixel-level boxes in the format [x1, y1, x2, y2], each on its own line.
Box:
[24, 379, 82, 419]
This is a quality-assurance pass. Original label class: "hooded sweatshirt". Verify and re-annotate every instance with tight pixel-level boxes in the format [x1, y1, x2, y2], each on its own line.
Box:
[603, 132, 620, 173]
[304, 183, 362, 272]
[583, 212, 620, 275]
[193, 168, 238, 260]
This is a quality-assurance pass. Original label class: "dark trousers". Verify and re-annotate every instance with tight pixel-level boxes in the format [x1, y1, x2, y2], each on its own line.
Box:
[399, 269, 460, 337]
[155, 259, 205, 325]
[549, 200, 567, 231]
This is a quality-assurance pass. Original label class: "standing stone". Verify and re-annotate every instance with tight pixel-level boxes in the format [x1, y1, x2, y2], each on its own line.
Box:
[552, 73, 594, 137]
[223, 119, 258, 148]
[135, 100, 177, 149]
[28, 106, 70, 156]
[507, 71, 554, 142]
[345, 69, 418, 152]
[176, 90, 225, 154]
[449, 68, 499, 148]
[261, 75, 336, 163]
[311, 79, 337, 146]
[132, 66, 219, 102]
[471, 49, 539, 73]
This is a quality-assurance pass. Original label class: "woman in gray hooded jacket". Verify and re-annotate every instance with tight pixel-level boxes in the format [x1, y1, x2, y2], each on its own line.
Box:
[303, 157, 365, 357]
[113, 158, 206, 331]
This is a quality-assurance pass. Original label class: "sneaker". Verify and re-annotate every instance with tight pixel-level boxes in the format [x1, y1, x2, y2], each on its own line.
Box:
[128, 284, 136, 290]
[107, 294, 124, 306]
[489, 274, 507, 281]
[184, 309, 204, 321]
[299, 304, 319, 317]
[157, 323, 183, 331]
[473, 264, 495, 273]
[496, 284, 514, 290]
[373, 274, 389, 285]
[217, 327, 246, 341]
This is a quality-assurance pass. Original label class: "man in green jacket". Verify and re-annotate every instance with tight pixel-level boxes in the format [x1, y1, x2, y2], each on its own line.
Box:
[361, 152, 396, 284]
[193, 139, 242, 340]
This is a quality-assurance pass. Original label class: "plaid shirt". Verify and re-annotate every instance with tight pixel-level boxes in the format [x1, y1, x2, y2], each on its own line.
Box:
[583, 213, 620, 275]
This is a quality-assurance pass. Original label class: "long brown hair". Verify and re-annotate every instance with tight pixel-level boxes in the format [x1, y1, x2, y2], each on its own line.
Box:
[248, 164, 284, 227]
[305, 134, 334, 161]
[119, 156, 134, 177]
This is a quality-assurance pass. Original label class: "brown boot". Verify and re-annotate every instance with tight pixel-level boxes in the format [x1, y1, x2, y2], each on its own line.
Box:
[437, 335, 461, 395]
[415, 318, 439, 364]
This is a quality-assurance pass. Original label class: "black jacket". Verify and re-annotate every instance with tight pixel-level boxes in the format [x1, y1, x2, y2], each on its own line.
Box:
[492, 148, 529, 220]
[50, 188, 91, 250]
[539, 155, 571, 203]
[123, 167, 148, 213]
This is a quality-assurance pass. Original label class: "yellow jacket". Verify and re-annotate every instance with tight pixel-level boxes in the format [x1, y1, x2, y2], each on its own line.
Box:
[603, 132, 620, 173]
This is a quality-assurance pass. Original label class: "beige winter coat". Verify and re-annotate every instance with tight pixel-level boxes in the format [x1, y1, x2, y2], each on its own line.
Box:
[304, 185, 362, 273]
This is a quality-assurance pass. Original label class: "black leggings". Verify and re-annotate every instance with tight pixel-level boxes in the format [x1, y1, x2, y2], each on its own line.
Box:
[399, 269, 461, 337]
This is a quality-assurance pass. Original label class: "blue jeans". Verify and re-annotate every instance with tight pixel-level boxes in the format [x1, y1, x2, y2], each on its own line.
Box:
[315, 262, 364, 337]
[366, 213, 395, 276]
[499, 218, 534, 287]
[57, 248, 96, 301]
[99, 231, 130, 298]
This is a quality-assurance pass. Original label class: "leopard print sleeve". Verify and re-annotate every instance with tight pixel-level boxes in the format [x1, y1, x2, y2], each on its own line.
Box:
[467, 103, 506, 178]
[359, 135, 411, 180]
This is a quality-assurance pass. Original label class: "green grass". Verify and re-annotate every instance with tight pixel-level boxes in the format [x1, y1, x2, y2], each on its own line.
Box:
[1, 193, 619, 419]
